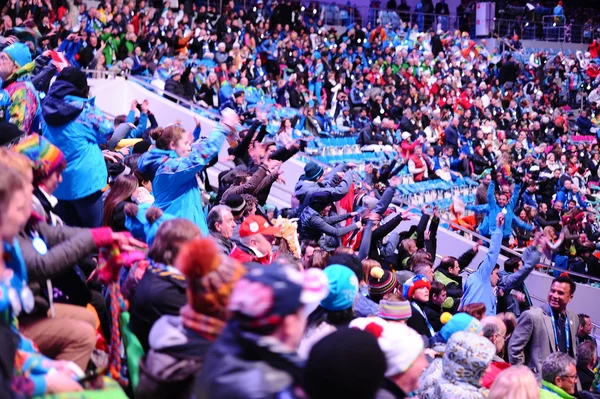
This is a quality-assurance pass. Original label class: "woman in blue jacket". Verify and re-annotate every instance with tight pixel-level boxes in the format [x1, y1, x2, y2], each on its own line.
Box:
[137, 111, 238, 235]
[42, 67, 114, 228]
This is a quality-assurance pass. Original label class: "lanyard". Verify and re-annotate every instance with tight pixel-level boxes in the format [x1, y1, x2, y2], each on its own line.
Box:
[550, 310, 570, 354]
[411, 302, 435, 336]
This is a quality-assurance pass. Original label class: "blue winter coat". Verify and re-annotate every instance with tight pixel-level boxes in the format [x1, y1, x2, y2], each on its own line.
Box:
[137, 127, 228, 235]
[461, 228, 502, 316]
[42, 80, 113, 201]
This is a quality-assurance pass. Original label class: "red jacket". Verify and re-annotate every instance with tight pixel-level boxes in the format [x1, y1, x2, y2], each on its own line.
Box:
[409, 154, 430, 182]
[401, 140, 419, 159]
[230, 246, 274, 265]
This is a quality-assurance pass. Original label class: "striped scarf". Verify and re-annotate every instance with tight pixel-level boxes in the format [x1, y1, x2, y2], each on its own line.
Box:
[180, 304, 225, 342]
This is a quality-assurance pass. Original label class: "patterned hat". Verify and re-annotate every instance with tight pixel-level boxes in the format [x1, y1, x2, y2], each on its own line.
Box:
[228, 263, 329, 331]
[402, 274, 431, 300]
[378, 299, 412, 321]
[13, 134, 66, 181]
[368, 267, 397, 301]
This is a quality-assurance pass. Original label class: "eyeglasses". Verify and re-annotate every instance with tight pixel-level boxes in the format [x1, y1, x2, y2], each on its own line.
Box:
[561, 374, 578, 382]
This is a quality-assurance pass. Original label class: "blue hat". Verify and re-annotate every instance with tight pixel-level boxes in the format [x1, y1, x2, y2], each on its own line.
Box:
[303, 161, 324, 181]
[3, 42, 31, 68]
[321, 264, 359, 311]
[439, 312, 482, 342]
[124, 203, 176, 246]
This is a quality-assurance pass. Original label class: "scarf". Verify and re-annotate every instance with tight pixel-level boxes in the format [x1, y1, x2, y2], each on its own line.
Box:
[180, 303, 225, 342]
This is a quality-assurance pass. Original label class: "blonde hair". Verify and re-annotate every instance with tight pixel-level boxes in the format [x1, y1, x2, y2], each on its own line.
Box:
[361, 259, 381, 286]
[488, 366, 539, 399]
[0, 148, 33, 180]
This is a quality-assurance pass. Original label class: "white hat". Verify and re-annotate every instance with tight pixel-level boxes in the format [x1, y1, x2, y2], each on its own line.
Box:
[401, 131, 411, 140]
[349, 317, 424, 377]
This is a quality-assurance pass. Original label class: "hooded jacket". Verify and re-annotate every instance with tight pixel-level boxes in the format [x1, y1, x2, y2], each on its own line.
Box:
[137, 126, 229, 235]
[195, 323, 304, 399]
[434, 331, 495, 399]
[136, 315, 211, 399]
[42, 80, 113, 201]
[293, 164, 352, 215]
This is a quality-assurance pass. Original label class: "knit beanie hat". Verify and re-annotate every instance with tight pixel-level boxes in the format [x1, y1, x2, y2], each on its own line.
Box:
[305, 328, 387, 399]
[13, 134, 66, 182]
[56, 66, 89, 98]
[303, 161, 324, 181]
[378, 299, 412, 321]
[321, 264, 359, 311]
[350, 317, 424, 377]
[2, 42, 31, 68]
[224, 194, 246, 217]
[402, 274, 431, 300]
[439, 312, 483, 342]
[176, 237, 246, 321]
[368, 267, 397, 302]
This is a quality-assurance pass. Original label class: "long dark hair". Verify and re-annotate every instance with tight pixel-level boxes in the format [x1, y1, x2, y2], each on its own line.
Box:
[102, 174, 138, 228]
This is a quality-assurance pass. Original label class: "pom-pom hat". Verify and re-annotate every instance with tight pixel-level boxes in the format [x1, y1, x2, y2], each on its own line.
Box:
[368, 267, 397, 299]
[402, 274, 431, 300]
[13, 134, 66, 182]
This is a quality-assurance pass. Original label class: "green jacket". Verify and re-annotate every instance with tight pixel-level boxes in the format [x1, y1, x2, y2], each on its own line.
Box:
[540, 381, 575, 399]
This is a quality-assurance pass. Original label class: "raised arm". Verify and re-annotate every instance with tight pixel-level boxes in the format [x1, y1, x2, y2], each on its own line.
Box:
[500, 244, 541, 292]
[475, 214, 504, 282]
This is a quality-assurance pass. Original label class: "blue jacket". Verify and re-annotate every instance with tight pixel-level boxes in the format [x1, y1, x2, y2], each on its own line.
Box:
[137, 127, 228, 235]
[461, 229, 502, 316]
[520, 190, 538, 209]
[486, 181, 525, 238]
[125, 110, 149, 139]
[555, 187, 587, 210]
[42, 80, 113, 201]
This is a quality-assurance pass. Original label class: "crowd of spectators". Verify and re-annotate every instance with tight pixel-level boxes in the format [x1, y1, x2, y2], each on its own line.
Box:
[2, 0, 600, 398]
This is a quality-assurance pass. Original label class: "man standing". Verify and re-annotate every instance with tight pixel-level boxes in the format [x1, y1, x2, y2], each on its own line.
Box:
[576, 314, 594, 345]
[461, 214, 503, 316]
[0, 42, 40, 133]
[497, 242, 543, 318]
[509, 276, 580, 375]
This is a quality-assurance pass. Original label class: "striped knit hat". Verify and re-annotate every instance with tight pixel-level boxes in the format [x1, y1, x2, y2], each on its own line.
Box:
[378, 299, 412, 321]
[402, 274, 431, 301]
[368, 267, 397, 302]
[13, 134, 66, 182]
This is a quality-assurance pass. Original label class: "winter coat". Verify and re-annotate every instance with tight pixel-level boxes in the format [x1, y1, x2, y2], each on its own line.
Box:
[461, 229, 502, 316]
[137, 126, 229, 235]
[293, 164, 352, 214]
[195, 323, 304, 399]
[433, 248, 477, 312]
[16, 220, 106, 316]
[485, 181, 526, 239]
[136, 315, 210, 399]
[406, 301, 434, 338]
[2, 74, 41, 134]
[129, 263, 187, 351]
[298, 207, 356, 242]
[433, 331, 496, 399]
[42, 80, 113, 201]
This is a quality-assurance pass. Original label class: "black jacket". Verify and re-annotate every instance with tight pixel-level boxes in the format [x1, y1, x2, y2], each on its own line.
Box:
[423, 302, 443, 332]
[129, 264, 187, 351]
[406, 301, 433, 338]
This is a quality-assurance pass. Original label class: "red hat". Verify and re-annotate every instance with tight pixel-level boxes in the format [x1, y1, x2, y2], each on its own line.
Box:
[239, 215, 281, 238]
